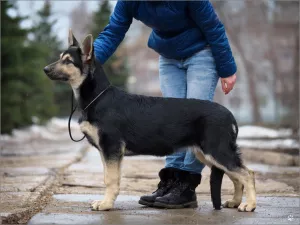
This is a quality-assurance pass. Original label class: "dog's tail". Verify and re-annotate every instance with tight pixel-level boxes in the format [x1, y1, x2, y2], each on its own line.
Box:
[210, 166, 225, 210]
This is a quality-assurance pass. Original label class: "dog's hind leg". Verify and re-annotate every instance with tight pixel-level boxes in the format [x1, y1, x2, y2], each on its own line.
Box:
[223, 175, 244, 208]
[91, 142, 125, 211]
[206, 158, 256, 212]
[193, 148, 256, 212]
[227, 167, 256, 212]
[210, 166, 224, 210]
[193, 149, 224, 210]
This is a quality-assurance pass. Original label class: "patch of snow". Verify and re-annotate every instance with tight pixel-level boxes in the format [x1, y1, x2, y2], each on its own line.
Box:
[0, 117, 81, 142]
[237, 139, 299, 150]
[0, 134, 11, 141]
[47, 118, 80, 131]
[238, 126, 293, 138]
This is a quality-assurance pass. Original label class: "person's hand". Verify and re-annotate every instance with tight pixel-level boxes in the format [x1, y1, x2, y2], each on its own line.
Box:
[221, 74, 236, 95]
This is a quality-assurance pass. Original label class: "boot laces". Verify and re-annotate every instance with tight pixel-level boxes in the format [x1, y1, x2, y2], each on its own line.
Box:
[154, 179, 173, 194]
[169, 179, 189, 196]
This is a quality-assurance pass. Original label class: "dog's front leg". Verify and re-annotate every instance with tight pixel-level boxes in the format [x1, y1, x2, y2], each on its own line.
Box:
[91, 143, 124, 211]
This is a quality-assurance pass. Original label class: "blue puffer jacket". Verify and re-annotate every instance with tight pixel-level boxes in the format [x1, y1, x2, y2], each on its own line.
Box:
[94, 1, 237, 78]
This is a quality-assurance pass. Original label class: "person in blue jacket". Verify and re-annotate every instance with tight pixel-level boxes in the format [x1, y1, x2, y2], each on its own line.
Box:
[94, 1, 237, 209]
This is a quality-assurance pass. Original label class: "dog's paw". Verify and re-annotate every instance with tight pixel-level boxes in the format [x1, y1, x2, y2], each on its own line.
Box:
[237, 202, 256, 212]
[223, 199, 240, 208]
[91, 200, 113, 211]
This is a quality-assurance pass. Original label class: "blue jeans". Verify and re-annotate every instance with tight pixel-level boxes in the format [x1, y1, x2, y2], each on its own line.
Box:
[159, 48, 219, 174]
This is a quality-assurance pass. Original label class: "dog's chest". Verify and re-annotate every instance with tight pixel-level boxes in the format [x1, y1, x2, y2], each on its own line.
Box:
[79, 121, 100, 149]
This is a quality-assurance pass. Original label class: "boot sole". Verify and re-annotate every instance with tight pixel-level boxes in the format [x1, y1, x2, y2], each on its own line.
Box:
[138, 199, 154, 207]
[153, 201, 198, 209]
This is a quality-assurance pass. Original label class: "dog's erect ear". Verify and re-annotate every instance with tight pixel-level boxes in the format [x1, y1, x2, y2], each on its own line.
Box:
[81, 34, 93, 63]
[68, 28, 79, 47]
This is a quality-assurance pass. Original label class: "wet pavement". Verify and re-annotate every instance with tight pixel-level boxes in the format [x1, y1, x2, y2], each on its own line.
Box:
[27, 147, 299, 225]
[29, 194, 300, 224]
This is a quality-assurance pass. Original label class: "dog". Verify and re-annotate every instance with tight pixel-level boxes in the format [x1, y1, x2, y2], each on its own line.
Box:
[43, 29, 256, 212]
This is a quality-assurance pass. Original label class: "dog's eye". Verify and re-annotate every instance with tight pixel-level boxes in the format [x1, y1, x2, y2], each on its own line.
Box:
[64, 58, 73, 64]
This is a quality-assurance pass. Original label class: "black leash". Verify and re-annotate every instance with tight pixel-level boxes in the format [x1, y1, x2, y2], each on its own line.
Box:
[68, 85, 111, 142]
[68, 91, 85, 142]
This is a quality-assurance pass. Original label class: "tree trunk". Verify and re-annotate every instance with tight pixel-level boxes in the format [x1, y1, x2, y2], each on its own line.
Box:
[226, 27, 262, 124]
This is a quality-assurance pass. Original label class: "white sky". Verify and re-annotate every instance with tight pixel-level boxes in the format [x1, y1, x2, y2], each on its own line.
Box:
[14, 1, 117, 46]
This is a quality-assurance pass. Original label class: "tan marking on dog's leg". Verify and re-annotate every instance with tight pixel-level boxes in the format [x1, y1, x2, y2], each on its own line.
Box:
[227, 168, 256, 212]
[91, 144, 124, 211]
[91, 160, 122, 211]
[239, 169, 256, 212]
[193, 147, 211, 167]
[99, 151, 106, 185]
[223, 175, 244, 208]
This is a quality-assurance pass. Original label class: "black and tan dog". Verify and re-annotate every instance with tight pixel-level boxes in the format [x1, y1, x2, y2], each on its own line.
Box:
[43, 30, 256, 212]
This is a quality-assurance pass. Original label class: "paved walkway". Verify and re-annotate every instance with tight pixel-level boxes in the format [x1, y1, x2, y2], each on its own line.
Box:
[31, 147, 299, 224]
[0, 120, 299, 224]
[28, 195, 300, 224]
[0, 122, 87, 224]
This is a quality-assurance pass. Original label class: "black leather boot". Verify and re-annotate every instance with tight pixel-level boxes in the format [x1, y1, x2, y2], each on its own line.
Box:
[138, 168, 178, 207]
[153, 170, 201, 209]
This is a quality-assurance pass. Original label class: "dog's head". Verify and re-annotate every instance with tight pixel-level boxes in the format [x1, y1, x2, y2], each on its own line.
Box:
[43, 29, 94, 88]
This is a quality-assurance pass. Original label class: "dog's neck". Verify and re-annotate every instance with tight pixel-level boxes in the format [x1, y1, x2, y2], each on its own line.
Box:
[74, 58, 111, 110]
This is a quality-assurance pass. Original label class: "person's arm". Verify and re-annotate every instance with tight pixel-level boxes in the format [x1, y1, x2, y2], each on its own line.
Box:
[94, 1, 133, 64]
[188, 1, 237, 79]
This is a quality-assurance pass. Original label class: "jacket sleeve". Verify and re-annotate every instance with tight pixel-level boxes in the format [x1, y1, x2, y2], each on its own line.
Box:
[93, 1, 133, 64]
[188, 1, 237, 78]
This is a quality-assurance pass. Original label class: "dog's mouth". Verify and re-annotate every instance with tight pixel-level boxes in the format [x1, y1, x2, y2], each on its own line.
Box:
[45, 71, 69, 81]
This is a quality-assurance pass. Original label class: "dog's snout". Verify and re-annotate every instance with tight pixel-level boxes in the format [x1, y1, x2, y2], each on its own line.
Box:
[43, 66, 50, 74]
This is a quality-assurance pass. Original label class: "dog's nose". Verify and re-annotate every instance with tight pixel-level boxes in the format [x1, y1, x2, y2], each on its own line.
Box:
[43, 66, 50, 73]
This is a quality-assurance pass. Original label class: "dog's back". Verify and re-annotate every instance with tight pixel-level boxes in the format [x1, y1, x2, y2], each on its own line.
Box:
[90, 87, 237, 158]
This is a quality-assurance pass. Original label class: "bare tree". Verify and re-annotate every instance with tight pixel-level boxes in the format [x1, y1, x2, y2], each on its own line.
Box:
[212, 0, 298, 129]
[69, 0, 92, 42]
